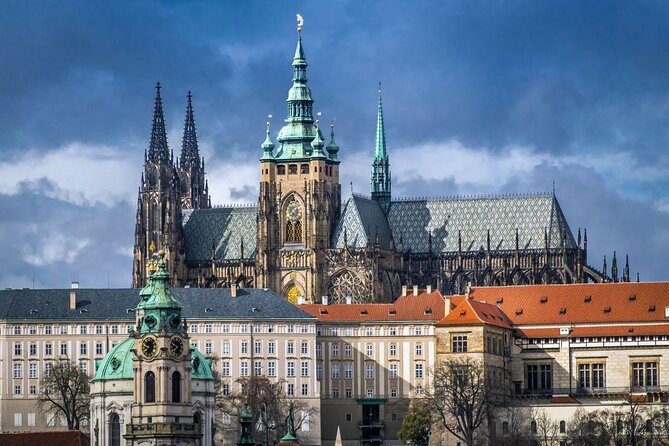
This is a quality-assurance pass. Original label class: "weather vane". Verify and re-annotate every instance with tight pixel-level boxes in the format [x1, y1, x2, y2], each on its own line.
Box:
[297, 14, 304, 33]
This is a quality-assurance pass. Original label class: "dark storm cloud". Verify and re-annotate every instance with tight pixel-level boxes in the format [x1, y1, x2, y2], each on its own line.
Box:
[0, 1, 668, 286]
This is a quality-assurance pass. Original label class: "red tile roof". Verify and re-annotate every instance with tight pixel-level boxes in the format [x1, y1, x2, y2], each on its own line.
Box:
[551, 396, 580, 404]
[300, 290, 446, 322]
[458, 282, 669, 326]
[436, 299, 513, 329]
[0, 431, 90, 446]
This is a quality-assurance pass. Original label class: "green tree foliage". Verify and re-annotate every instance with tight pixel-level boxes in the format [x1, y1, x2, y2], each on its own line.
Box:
[398, 400, 431, 445]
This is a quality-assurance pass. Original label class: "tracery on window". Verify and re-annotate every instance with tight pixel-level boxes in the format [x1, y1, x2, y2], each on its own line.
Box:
[327, 270, 370, 304]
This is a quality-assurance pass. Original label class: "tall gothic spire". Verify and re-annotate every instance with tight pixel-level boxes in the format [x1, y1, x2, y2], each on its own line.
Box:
[371, 83, 391, 214]
[148, 82, 170, 163]
[180, 91, 200, 168]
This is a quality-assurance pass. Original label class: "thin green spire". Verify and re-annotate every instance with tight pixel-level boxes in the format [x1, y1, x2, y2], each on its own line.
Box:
[374, 82, 387, 161]
[371, 83, 391, 213]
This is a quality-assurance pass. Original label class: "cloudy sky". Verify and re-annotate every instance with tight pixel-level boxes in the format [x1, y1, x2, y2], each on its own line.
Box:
[1, 1, 668, 288]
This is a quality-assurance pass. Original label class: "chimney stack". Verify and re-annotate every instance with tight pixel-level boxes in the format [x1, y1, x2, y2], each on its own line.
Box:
[427, 284, 432, 294]
[465, 282, 472, 299]
[231, 283, 237, 298]
[345, 296, 352, 305]
[322, 296, 329, 306]
[413, 285, 418, 297]
[69, 291, 77, 310]
[444, 297, 451, 316]
[401, 285, 407, 297]
[298, 296, 305, 305]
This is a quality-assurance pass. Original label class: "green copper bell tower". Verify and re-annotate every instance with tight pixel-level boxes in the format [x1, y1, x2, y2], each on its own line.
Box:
[370, 84, 391, 214]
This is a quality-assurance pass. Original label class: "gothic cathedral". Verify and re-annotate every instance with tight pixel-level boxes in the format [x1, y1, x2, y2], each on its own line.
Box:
[133, 30, 628, 304]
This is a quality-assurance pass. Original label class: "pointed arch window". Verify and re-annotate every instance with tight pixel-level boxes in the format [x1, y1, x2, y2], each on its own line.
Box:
[109, 413, 120, 446]
[285, 200, 303, 244]
[145, 371, 156, 403]
[172, 371, 181, 403]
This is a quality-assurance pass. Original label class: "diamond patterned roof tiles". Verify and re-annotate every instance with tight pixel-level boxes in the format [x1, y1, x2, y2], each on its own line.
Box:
[387, 193, 576, 253]
[331, 195, 392, 249]
[183, 206, 257, 261]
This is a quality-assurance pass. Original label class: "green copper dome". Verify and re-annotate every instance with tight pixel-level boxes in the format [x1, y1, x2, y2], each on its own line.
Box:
[92, 337, 135, 381]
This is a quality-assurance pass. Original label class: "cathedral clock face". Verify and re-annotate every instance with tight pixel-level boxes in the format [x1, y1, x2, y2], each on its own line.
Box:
[170, 337, 184, 357]
[286, 201, 302, 223]
[141, 337, 157, 357]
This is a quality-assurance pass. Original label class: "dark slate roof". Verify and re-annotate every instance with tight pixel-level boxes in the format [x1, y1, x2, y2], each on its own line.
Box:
[387, 194, 576, 253]
[0, 288, 314, 322]
[331, 194, 393, 249]
[182, 206, 257, 262]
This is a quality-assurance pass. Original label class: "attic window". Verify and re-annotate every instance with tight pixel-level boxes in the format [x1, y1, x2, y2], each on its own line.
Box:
[80, 309, 88, 314]
[126, 308, 135, 313]
[29, 309, 38, 314]
[648, 305, 656, 312]
[205, 308, 213, 313]
[584, 295, 592, 303]
[515, 308, 523, 316]
[540, 296, 548, 304]
[629, 294, 637, 302]
[319, 309, 328, 315]
[628, 327, 634, 333]
[424, 308, 432, 315]
[459, 310, 467, 317]
[603, 306, 612, 313]
[360, 310, 368, 316]
[559, 307, 567, 315]
[496, 298, 504, 305]
[389, 309, 397, 316]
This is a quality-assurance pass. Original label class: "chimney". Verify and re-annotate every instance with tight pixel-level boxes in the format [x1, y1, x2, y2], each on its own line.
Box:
[413, 285, 418, 297]
[345, 296, 352, 305]
[298, 296, 305, 305]
[69, 290, 77, 310]
[444, 297, 451, 316]
[231, 283, 237, 298]
[322, 296, 329, 306]
[465, 282, 472, 299]
[401, 285, 407, 297]
[427, 284, 432, 294]
[71, 281, 79, 289]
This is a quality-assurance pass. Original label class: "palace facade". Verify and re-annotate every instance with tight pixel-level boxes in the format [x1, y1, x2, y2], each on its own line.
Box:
[132, 30, 626, 304]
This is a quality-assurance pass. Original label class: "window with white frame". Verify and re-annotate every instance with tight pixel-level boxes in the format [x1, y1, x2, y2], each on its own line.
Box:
[240, 324, 249, 333]
[95, 325, 103, 334]
[344, 344, 352, 357]
[60, 343, 68, 356]
[287, 383, 294, 396]
[253, 324, 261, 333]
[301, 324, 308, 333]
[45, 325, 52, 335]
[366, 387, 374, 397]
[221, 361, 230, 377]
[96, 343, 103, 355]
[366, 327, 373, 336]
[331, 363, 340, 379]
[389, 327, 397, 336]
[110, 325, 118, 334]
[268, 361, 276, 377]
[254, 360, 262, 376]
[315, 343, 321, 357]
[366, 362, 374, 379]
[414, 326, 423, 336]
[14, 413, 22, 426]
[29, 343, 36, 356]
[29, 363, 37, 379]
[345, 387, 352, 398]
[366, 344, 373, 356]
[268, 324, 275, 333]
[205, 324, 212, 333]
[287, 361, 295, 377]
[415, 363, 424, 378]
[241, 341, 248, 354]
[332, 343, 339, 357]
[80, 343, 88, 355]
[452, 335, 468, 353]
[301, 412, 310, 431]
[390, 387, 398, 397]
[14, 385, 21, 395]
[44, 362, 53, 377]
[415, 343, 423, 356]
[390, 343, 397, 356]
[79, 361, 88, 375]
[316, 363, 322, 380]
[344, 363, 353, 379]
[301, 383, 308, 395]
[13, 326, 21, 335]
[29, 385, 36, 395]
[205, 341, 213, 355]
[190, 324, 199, 333]
[29, 326, 36, 335]
[222, 324, 230, 333]
[389, 363, 398, 379]
[14, 343, 22, 356]
[332, 387, 339, 398]
[301, 341, 308, 354]
[240, 361, 249, 377]
[287, 324, 294, 333]
[330, 327, 338, 336]
[45, 343, 52, 356]
[79, 325, 87, 335]
[13, 363, 22, 379]
[268, 341, 276, 355]
[301, 361, 309, 377]
[222, 341, 230, 355]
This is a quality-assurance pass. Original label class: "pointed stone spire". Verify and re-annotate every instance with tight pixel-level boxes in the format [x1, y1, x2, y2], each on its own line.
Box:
[371, 82, 391, 214]
[311, 120, 326, 159]
[148, 82, 170, 163]
[603, 255, 608, 279]
[180, 91, 200, 168]
[611, 251, 618, 283]
[623, 254, 630, 282]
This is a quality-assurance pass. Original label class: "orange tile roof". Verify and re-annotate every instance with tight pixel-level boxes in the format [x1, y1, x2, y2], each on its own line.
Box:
[436, 299, 513, 329]
[551, 396, 580, 404]
[457, 282, 669, 326]
[300, 290, 446, 322]
[0, 431, 90, 446]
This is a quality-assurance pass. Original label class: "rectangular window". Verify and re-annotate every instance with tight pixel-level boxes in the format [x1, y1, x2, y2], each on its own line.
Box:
[14, 413, 22, 426]
[205, 341, 213, 355]
[29, 363, 37, 379]
[14, 385, 21, 395]
[287, 324, 294, 333]
[29, 385, 36, 395]
[268, 324, 275, 333]
[452, 335, 468, 353]
[415, 343, 423, 356]
[29, 343, 36, 356]
[268, 341, 276, 355]
[268, 361, 276, 377]
[344, 363, 353, 380]
[95, 325, 103, 334]
[96, 343, 103, 355]
[301, 361, 309, 377]
[332, 343, 339, 357]
[79, 361, 88, 375]
[222, 341, 230, 355]
[27, 412, 35, 427]
[344, 327, 353, 336]
[254, 341, 262, 355]
[241, 324, 249, 333]
[367, 387, 374, 398]
[13, 363, 22, 379]
[44, 362, 53, 377]
[14, 326, 21, 335]
[527, 364, 553, 391]
[344, 344, 352, 357]
[366, 344, 373, 356]
[221, 384, 229, 396]
[366, 327, 373, 337]
[254, 360, 262, 376]
[301, 341, 308, 354]
[110, 325, 118, 334]
[253, 324, 261, 333]
[390, 344, 397, 356]
[190, 324, 199, 333]
[14, 343, 22, 356]
[222, 324, 230, 333]
[578, 363, 606, 389]
[333, 388, 339, 398]
[287, 341, 294, 354]
[221, 361, 230, 377]
[332, 363, 340, 379]
[29, 326, 36, 335]
[240, 361, 249, 377]
[80, 343, 87, 355]
[415, 363, 424, 378]
[287, 383, 294, 396]
[316, 363, 322, 380]
[60, 343, 68, 356]
[241, 341, 248, 354]
[366, 363, 374, 379]
[45, 325, 52, 335]
[390, 387, 398, 398]
[632, 361, 659, 389]
[330, 327, 339, 336]
[301, 324, 308, 333]
[79, 325, 87, 335]
[205, 324, 212, 333]
[287, 361, 295, 377]
[301, 384, 308, 395]
[316, 343, 321, 357]
[389, 363, 398, 379]
[415, 326, 423, 336]
[345, 388, 352, 398]
[45, 343, 52, 356]
[390, 327, 398, 336]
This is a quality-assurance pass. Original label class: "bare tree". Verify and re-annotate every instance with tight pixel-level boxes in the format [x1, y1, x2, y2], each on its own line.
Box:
[37, 361, 90, 430]
[424, 358, 497, 446]
[216, 376, 317, 445]
[495, 406, 535, 446]
[607, 399, 657, 446]
[566, 408, 609, 446]
[533, 408, 559, 446]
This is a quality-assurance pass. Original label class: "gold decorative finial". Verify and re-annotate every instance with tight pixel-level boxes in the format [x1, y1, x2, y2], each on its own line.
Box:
[149, 241, 155, 253]
[297, 14, 304, 33]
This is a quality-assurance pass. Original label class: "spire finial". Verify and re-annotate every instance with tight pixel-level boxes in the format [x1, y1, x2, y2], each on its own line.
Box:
[180, 90, 200, 167]
[148, 81, 169, 163]
[371, 82, 391, 213]
[261, 114, 275, 160]
[296, 13, 304, 33]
